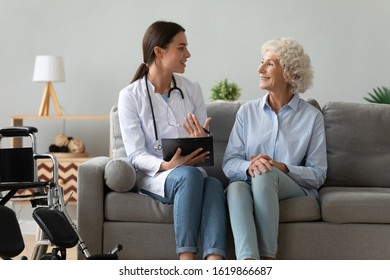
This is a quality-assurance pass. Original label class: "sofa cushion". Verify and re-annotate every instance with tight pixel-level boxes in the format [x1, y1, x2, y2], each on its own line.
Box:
[279, 196, 321, 222]
[320, 187, 390, 224]
[110, 104, 127, 158]
[204, 101, 244, 187]
[109, 99, 319, 188]
[305, 98, 321, 111]
[322, 102, 390, 187]
[105, 192, 319, 223]
[205, 101, 244, 143]
[105, 191, 173, 223]
[104, 157, 136, 192]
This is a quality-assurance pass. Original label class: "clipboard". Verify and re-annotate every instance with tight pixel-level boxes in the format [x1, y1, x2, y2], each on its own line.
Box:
[161, 136, 214, 167]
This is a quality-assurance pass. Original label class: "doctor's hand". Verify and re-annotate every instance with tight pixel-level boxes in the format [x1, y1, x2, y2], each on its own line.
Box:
[160, 147, 210, 171]
[183, 114, 211, 137]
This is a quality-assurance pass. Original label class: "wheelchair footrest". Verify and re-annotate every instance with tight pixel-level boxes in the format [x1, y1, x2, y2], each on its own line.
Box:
[0, 206, 25, 259]
[33, 207, 79, 249]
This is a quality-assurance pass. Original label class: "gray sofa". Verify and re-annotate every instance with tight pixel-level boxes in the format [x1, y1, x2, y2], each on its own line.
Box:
[77, 99, 390, 260]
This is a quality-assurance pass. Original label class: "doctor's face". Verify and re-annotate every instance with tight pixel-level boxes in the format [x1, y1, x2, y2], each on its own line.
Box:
[161, 32, 191, 74]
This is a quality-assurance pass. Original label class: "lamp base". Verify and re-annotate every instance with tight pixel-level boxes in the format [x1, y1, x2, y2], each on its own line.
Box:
[38, 82, 63, 116]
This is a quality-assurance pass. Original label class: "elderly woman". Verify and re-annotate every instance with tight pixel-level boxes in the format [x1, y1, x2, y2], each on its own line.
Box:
[222, 38, 327, 260]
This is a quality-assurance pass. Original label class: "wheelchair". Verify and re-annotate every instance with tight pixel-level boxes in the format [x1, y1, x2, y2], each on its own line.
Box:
[0, 126, 122, 260]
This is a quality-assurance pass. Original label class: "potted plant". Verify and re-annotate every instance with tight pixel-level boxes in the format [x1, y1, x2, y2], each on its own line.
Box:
[210, 78, 241, 101]
[364, 86, 390, 104]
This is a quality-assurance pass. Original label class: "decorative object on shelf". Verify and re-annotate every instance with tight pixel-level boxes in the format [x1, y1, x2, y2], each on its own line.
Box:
[68, 138, 85, 153]
[49, 133, 86, 156]
[364, 86, 390, 104]
[55, 133, 69, 147]
[33, 55, 65, 116]
[210, 78, 241, 101]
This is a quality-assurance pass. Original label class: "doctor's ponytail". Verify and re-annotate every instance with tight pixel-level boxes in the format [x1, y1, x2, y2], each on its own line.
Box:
[130, 21, 185, 84]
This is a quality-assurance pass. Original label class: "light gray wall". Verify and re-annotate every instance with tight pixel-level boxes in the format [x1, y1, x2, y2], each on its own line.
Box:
[1, 0, 389, 155]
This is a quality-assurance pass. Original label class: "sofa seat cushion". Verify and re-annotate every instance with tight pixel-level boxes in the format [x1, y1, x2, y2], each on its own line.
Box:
[279, 196, 321, 222]
[105, 191, 173, 223]
[320, 187, 390, 224]
[105, 192, 320, 223]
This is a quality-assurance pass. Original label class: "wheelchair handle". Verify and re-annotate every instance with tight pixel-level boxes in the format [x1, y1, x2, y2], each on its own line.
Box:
[0, 126, 38, 137]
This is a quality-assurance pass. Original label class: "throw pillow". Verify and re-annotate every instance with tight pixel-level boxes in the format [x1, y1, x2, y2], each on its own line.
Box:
[104, 157, 136, 192]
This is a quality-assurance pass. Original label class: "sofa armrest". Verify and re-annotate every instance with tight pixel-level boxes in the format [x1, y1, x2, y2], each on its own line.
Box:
[77, 156, 111, 259]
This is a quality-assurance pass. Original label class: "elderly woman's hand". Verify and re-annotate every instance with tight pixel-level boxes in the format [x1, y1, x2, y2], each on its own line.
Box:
[247, 154, 288, 177]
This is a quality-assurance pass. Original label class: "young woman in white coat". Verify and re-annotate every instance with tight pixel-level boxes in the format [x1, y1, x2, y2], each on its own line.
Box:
[118, 21, 227, 260]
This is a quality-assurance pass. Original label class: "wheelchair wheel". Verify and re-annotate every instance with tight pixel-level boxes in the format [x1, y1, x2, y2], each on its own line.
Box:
[38, 248, 67, 260]
[39, 253, 62, 260]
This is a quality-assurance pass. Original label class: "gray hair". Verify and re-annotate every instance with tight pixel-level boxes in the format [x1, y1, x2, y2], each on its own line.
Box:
[261, 38, 313, 94]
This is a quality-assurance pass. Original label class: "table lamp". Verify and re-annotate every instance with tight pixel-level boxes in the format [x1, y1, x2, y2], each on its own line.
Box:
[33, 55, 65, 116]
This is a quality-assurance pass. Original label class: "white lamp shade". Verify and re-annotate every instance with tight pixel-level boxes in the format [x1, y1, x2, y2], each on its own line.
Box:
[33, 55, 65, 82]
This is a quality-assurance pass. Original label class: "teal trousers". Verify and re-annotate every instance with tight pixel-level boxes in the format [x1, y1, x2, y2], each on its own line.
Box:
[226, 167, 306, 259]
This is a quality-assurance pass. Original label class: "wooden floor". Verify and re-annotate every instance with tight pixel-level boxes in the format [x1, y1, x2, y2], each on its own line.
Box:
[20, 234, 77, 260]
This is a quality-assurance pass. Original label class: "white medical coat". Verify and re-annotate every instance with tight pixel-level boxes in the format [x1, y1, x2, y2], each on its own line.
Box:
[118, 74, 208, 197]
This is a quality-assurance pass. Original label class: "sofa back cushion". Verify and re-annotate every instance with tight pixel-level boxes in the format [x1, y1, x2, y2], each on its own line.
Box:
[323, 101, 390, 187]
[203, 101, 244, 186]
[110, 104, 127, 158]
[109, 101, 242, 186]
[110, 98, 321, 187]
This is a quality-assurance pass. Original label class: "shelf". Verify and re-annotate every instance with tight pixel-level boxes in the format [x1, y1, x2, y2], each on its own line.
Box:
[50, 152, 90, 158]
[11, 114, 109, 121]
[10, 114, 109, 148]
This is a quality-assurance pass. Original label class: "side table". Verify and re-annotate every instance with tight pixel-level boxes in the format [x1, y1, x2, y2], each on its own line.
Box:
[37, 155, 89, 203]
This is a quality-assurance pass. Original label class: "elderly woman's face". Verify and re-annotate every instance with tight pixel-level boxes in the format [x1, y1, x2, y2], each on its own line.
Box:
[258, 51, 288, 92]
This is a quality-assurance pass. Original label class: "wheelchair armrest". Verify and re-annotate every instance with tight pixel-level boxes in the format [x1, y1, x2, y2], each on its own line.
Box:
[33, 153, 56, 160]
[34, 153, 59, 185]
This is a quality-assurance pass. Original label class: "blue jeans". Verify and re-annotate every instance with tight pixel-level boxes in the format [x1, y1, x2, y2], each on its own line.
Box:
[226, 167, 306, 259]
[146, 166, 227, 259]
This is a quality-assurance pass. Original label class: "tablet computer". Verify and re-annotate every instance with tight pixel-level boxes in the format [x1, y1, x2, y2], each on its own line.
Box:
[161, 136, 214, 167]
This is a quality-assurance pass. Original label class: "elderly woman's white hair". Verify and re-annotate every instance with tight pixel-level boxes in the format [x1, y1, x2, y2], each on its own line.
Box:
[261, 38, 313, 94]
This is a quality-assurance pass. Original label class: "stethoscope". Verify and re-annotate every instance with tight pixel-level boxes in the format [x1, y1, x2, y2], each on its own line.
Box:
[144, 75, 185, 151]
